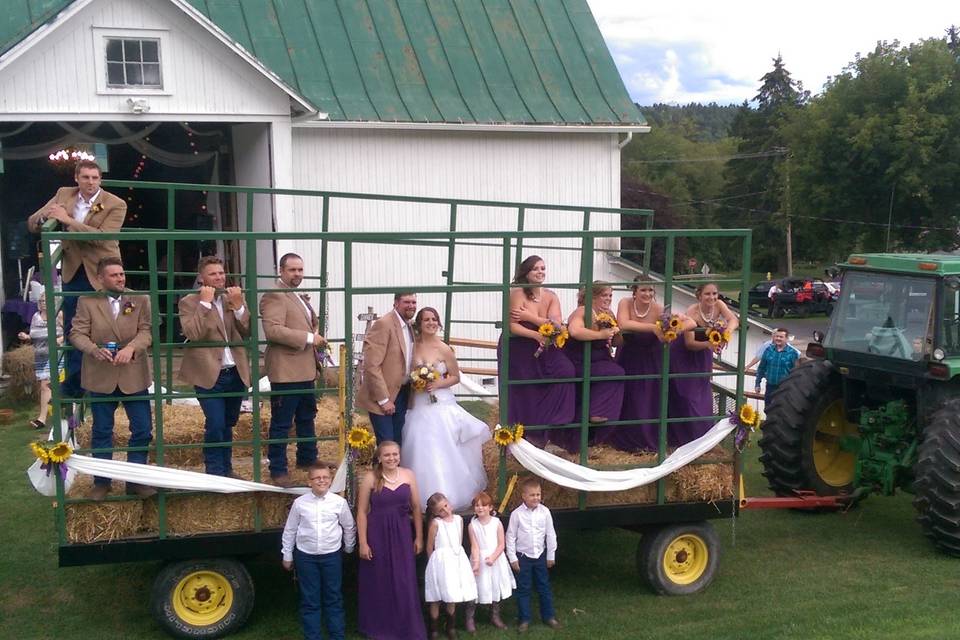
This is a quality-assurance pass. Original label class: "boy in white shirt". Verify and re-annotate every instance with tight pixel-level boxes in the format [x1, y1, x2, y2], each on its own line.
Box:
[506, 477, 561, 632]
[282, 462, 356, 640]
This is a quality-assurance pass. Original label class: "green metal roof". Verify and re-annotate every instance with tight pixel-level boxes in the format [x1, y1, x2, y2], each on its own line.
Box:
[844, 253, 960, 276]
[1, 0, 644, 126]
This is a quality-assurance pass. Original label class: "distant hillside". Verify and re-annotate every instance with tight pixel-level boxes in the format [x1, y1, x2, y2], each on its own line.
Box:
[637, 102, 741, 141]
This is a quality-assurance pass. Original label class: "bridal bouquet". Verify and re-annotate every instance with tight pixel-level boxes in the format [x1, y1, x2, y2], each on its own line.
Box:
[593, 311, 618, 356]
[535, 321, 569, 358]
[410, 363, 440, 403]
[656, 311, 683, 343]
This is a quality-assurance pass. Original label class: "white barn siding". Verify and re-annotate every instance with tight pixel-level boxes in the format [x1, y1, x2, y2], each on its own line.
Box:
[281, 127, 621, 374]
[0, 0, 289, 119]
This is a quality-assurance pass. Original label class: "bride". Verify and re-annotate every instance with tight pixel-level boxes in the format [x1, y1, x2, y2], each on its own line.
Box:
[402, 307, 490, 512]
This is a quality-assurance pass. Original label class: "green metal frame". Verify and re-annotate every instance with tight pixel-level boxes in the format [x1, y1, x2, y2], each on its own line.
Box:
[39, 180, 750, 550]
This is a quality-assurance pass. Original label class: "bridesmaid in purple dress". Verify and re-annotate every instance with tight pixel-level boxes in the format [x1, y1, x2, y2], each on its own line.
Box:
[612, 279, 694, 451]
[668, 283, 739, 446]
[498, 255, 576, 450]
[566, 282, 624, 448]
[357, 441, 427, 640]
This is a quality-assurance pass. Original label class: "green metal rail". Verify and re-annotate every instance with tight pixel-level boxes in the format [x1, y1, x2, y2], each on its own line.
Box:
[39, 181, 750, 546]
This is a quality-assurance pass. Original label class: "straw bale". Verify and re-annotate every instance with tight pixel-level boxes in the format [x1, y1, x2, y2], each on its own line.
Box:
[74, 397, 349, 467]
[3, 345, 37, 401]
[65, 476, 144, 543]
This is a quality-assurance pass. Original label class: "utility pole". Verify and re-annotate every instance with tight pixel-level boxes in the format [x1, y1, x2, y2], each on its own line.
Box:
[781, 148, 793, 276]
[885, 183, 896, 251]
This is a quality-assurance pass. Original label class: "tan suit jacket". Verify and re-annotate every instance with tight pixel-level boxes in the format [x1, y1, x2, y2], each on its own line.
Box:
[177, 293, 251, 389]
[260, 284, 319, 383]
[69, 291, 152, 394]
[355, 311, 411, 415]
[27, 187, 126, 287]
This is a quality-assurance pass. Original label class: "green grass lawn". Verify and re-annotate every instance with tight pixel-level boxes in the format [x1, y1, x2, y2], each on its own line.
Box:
[3, 397, 959, 640]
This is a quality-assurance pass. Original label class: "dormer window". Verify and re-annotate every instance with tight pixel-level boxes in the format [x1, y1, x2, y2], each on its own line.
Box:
[106, 38, 162, 88]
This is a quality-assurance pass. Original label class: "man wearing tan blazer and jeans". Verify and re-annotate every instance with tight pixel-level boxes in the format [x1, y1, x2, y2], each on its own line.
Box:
[260, 253, 325, 487]
[69, 257, 154, 501]
[178, 256, 251, 477]
[28, 160, 127, 397]
[356, 293, 417, 445]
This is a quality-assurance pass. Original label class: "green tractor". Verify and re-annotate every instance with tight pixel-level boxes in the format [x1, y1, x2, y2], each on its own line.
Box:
[758, 253, 960, 555]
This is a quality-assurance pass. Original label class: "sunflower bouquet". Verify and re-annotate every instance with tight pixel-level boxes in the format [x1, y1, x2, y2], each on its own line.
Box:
[706, 319, 733, 352]
[410, 363, 441, 403]
[30, 440, 73, 478]
[594, 311, 619, 356]
[534, 321, 569, 358]
[315, 342, 336, 369]
[493, 423, 525, 448]
[346, 425, 376, 462]
[656, 310, 684, 343]
[730, 403, 763, 451]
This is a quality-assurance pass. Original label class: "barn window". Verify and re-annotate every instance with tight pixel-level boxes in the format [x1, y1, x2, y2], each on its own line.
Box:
[105, 38, 162, 88]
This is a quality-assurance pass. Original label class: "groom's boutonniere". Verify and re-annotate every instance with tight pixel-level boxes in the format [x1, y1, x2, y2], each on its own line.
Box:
[92, 202, 104, 214]
[122, 300, 135, 315]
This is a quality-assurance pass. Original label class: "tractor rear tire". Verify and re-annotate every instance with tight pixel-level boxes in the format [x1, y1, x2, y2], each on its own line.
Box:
[913, 400, 960, 557]
[151, 558, 254, 638]
[758, 360, 859, 496]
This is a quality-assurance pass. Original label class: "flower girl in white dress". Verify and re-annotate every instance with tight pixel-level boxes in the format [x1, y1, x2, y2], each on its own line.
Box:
[466, 491, 514, 631]
[424, 493, 478, 638]
[403, 307, 490, 512]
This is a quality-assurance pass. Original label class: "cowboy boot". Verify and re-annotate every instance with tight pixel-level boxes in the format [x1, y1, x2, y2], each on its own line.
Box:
[464, 603, 476, 634]
[445, 612, 459, 639]
[490, 603, 507, 630]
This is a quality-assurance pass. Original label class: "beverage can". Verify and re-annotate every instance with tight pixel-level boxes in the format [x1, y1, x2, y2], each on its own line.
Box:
[105, 341, 119, 355]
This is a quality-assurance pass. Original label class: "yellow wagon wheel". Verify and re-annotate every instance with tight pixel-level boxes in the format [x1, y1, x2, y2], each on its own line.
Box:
[152, 559, 254, 639]
[637, 522, 719, 595]
[172, 570, 234, 627]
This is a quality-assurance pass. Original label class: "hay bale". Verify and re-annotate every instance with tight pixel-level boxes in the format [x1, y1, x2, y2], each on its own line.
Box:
[75, 397, 349, 467]
[2, 345, 37, 401]
[65, 476, 144, 543]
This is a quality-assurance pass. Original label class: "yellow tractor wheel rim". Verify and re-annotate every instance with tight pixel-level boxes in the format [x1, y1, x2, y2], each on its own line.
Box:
[662, 534, 709, 585]
[813, 399, 858, 487]
[172, 571, 233, 627]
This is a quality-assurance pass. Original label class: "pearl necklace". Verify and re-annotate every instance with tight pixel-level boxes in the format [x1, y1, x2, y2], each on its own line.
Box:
[632, 299, 651, 319]
[530, 287, 542, 303]
[382, 468, 399, 484]
[698, 303, 718, 325]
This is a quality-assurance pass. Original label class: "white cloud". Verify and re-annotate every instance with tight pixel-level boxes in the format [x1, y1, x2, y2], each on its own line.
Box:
[586, 0, 952, 104]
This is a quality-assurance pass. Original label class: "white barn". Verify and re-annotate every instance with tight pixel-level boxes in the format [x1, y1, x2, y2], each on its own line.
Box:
[0, 0, 651, 366]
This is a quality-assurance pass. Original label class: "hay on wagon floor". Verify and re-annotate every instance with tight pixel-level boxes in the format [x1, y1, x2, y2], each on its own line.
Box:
[65, 475, 144, 544]
[73, 397, 353, 467]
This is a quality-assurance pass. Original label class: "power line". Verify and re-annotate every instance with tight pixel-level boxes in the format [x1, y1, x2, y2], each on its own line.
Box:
[625, 149, 786, 164]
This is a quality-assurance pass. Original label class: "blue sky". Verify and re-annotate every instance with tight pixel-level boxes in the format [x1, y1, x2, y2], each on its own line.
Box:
[586, 0, 953, 105]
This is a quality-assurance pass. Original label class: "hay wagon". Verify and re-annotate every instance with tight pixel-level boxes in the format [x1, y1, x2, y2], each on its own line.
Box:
[38, 181, 751, 638]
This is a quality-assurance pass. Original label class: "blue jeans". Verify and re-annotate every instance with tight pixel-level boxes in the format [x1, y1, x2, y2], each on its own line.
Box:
[516, 551, 555, 624]
[89, 388, 152, 487]
[195, 367, 246, 476]
[294, 548, 345, 640]
[369, 384, 410, 446]
[62, 269, 93, 397]
[764, 383, 779, 406]
[268, 381, 317, 477]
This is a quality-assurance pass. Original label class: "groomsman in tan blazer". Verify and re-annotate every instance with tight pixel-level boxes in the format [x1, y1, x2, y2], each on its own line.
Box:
[260, 253, 325, 487]
[69, 257, 154, 501]
[178, 256, 251, 477]
[28, 160, 127, 397]
[356, 293, 417, 445]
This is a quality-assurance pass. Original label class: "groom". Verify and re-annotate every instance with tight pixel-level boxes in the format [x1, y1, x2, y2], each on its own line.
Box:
[356, 293, 417, 445]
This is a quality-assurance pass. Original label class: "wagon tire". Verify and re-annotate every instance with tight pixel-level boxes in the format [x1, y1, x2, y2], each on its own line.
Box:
[151, 558, 254, 638]
[636, 522, 719, 595]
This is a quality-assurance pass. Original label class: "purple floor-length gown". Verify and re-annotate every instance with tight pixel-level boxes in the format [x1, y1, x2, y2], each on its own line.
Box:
[498, 322, 576, 449]
[667, 338, 715, 446]
[605, 331, 661, 451]
[567, 336, 624, 450]
[358, 483, 427, 640]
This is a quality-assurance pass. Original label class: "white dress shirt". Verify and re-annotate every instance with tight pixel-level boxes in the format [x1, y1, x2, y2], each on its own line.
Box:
[505, 503, 557, 563]
[199, 297, 246, 368]
[109, 296, 121, 319]
[73, 189, 101, 222]
[281, 490, 357, 561]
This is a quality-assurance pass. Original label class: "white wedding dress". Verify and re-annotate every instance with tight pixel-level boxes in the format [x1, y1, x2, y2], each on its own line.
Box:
[403, 362, 491, 512]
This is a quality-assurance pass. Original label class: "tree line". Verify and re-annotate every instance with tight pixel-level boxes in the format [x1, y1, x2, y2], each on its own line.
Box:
[622, 28, 960, 275]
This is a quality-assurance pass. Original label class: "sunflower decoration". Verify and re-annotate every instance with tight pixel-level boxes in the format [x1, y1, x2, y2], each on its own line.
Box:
[656, 311, 684, 343]
[48, 441, 73, 463]
[347, 426, 375, 450]
[30, 441, 51, 464]
[493, 426, 515, 447]
[538, 323, 557, 338]
[707, 328, 723, 346]
[731, 403, 763, 452]
[534, 321, 569, 357]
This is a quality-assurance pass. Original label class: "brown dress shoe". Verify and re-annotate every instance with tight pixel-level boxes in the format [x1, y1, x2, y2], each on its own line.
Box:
[126, 483, 158, 499]
[517, 621, 529, 633]
[87, 484, 110, 501]
[272, 474, 297, 488]
[545, 619, 562, 630]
